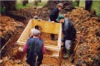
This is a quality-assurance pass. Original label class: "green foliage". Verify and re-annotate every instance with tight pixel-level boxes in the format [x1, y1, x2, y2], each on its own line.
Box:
[16, 1, 48, 9]
[16, 3, 33, 9]
[0, 7, 5, 13]
[91, 1, 100, 17]
[38, 1, 47, 7]
[72, 1, 78, 7]
[79, 0, 85, 8]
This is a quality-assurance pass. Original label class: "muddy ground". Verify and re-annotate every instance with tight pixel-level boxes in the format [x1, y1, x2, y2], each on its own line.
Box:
[0, 1, 100, 66]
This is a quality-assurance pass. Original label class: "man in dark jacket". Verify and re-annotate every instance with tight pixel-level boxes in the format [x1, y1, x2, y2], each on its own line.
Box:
[50, 3, 63, 22]
[57, 15, 76, 58]
[26, 29, 45, 66]
[49, 3, 63, 40]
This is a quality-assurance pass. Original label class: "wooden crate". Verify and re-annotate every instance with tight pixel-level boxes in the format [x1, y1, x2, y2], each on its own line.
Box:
[17, 19, 62, 57]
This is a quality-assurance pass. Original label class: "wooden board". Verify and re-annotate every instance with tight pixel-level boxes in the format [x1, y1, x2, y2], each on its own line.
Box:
[31, 20, 60, 34]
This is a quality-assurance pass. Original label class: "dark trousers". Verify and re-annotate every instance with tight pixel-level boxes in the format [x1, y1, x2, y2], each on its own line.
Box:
[27, 50, 43, 66]
[29, 57, 42, 66]
[62, 35, 67, 53]
[30, 61, 42, 66]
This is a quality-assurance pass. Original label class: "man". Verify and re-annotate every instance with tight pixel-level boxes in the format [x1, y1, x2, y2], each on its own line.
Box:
[49, 3, 63, 40]
[50, 3, 63, 22]
[30, 25, 42, 38]
[26, 29, 45, 66]
[57, 15, 76, 58]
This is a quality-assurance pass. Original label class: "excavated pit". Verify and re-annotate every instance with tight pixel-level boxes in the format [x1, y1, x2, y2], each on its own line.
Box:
[41, 33, 58, 46]
[1, 0, 100, 66]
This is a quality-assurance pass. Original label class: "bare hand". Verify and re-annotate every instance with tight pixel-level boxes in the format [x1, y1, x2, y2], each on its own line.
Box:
[51, 21, 55, 23]
[18, 47, 23, 52]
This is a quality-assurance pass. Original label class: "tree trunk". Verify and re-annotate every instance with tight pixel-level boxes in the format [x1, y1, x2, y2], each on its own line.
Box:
[23, 0, 28, 6]
[1, 0, 16, 11]
[34, 0, 38, 6]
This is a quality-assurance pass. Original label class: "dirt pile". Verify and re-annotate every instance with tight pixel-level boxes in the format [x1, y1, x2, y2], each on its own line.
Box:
[0, 44, 29, 66]
[44, 0, 74, 11]
[11, 7, 50, 21]
[10, 1, 74, 21]
[0, 15, 24, 49]
[1, 44, 60, 66]
[1, 30, 59, 66]
[67, 8, 100, 66]
[41, 33, 58, 46]
[42, 55, 60, 66]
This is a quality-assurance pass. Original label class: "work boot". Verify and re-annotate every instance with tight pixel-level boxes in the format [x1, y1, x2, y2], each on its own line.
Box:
[63, 49, 70, 59]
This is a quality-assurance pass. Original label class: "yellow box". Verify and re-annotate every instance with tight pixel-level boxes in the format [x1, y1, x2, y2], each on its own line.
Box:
[17, 19, 62, 57]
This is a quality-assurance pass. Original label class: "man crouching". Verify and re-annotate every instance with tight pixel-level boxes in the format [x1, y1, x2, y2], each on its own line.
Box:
[57, 15, 76, 59]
